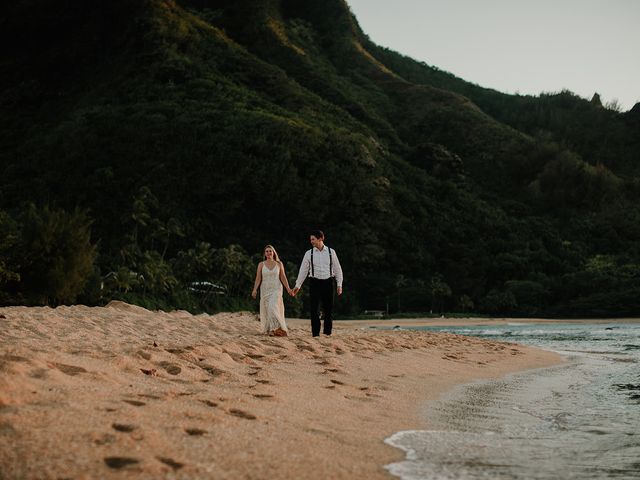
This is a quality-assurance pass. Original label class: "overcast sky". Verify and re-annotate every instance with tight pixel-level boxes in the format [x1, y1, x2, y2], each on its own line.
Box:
[346, 0, 639, 111]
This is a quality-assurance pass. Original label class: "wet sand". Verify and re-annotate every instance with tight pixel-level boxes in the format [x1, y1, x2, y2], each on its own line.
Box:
[1, 303, 561, 479]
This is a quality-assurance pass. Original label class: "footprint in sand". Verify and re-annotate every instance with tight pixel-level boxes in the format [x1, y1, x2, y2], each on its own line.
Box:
[228, 409, 257, 420]
[29, 368, 47, 379]
[252, 394, 274, 400]
[93, 433, 116, 445]
[0, 422, 15, 435]
[165, 348, 184, 354]
[344, 394, 372, 402]
[330, 379, 344, 385]
[185, 428, 207, 436]
[200, 364, 225, 377]
[255, 379, 272, 385]
[137, 394, 161, 400]
[296, 344, 316, 353]
[223, 351, 246, 363]
[158, 362, 181, 375]
[137, 350, 152, 360]
[157, 457, 184, 470]
[104, 457, 140, 469]
[2, 354, 29, 363]
[50, 362, 87, 376]
[323, 368, 343, 374]
[200, 399, 218, 408]
[123, 400, 146, 407]
[112, 423, 137, 432]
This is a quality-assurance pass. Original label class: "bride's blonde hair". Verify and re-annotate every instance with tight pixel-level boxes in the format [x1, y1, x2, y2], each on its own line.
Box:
[263, 244, 281, 263]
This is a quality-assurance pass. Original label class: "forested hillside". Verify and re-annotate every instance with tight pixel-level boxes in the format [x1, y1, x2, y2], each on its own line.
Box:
[1, 0, 639, 317]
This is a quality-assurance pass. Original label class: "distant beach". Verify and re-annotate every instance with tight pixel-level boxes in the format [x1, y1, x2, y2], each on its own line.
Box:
[324, 316, 640, 328]
[1, 303, 560, 479]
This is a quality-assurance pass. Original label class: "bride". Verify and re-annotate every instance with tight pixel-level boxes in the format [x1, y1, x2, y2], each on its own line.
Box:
[251, 245, 292, 336]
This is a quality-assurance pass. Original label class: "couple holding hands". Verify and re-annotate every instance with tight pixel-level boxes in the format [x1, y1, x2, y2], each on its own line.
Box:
[251, 230, 343, 338]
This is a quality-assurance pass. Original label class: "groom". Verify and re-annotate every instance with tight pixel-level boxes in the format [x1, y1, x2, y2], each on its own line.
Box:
[292, 230, 343, 337]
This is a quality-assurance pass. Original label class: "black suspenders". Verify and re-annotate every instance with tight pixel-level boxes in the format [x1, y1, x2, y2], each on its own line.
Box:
[309, 247, 332, 278]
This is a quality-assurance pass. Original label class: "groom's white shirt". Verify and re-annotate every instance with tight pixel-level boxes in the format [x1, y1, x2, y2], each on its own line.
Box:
[295, 246, 343, 289]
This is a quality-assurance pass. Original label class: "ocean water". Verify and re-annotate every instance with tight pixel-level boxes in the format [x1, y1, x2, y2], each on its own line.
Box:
[383, 322, 640, 480]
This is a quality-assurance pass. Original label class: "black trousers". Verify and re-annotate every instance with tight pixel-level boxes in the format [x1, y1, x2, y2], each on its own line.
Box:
[309, 278, 334, 336]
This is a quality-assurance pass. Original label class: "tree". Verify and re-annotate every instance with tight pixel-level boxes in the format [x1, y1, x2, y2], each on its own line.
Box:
[456, 294, 474, 313]
[430, 275, 452, 313]
[171, 241, 215, 279]
[480, 289, 517, 314]
[604, 98, 623, 113]
[504, 280, 549, 315]
[212, 245, 254, 299]
[16, 205, 97, 305]
[0, 211, 21, 303]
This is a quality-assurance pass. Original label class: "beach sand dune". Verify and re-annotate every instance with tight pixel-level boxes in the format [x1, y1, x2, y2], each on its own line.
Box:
[0, 303, 561, 479]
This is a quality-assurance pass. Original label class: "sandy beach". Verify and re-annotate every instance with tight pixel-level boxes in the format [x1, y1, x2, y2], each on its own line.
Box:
[0, 303, 562, 479]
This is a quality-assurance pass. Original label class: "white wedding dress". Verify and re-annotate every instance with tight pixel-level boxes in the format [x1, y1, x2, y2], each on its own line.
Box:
[259, 263, 288, 334]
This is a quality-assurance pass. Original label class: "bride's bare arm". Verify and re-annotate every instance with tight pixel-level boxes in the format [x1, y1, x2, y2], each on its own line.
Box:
[251, 263, 262, 298]
[279, 262, 292, 293]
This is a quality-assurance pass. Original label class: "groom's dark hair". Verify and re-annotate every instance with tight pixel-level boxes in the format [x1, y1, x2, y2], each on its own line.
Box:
[310, 230, 324, 240]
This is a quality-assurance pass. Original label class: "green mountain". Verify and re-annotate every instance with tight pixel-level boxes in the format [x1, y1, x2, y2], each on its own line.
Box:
[1, 0, 639, 316]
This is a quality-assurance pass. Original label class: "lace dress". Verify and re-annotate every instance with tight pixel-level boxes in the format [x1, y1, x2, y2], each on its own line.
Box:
[259, 263, 288, 333]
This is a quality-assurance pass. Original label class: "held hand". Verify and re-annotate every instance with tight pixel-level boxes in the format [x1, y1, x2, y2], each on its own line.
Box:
[337, 286, 343, 296]
[292, 287, 300, 297]
[251, 290, 257, 299]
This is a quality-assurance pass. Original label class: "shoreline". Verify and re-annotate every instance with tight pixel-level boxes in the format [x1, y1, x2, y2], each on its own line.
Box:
[1, 303, 562, 479]
[306, 316, 640, 328]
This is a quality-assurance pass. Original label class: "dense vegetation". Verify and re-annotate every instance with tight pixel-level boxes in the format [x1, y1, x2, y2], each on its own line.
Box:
[1, 0, 639, 317]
